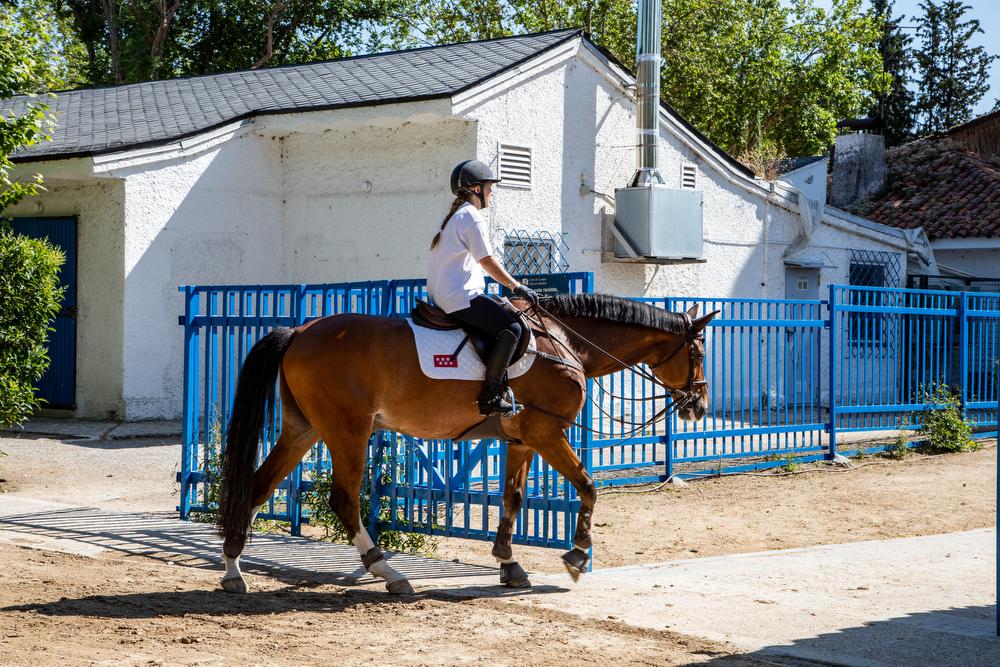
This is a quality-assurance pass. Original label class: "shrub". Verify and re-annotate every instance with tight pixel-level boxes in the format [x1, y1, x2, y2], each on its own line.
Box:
[920, 385, 976, 453]
[884, 431, 912, 460]
[303, 463, 438, 558]
[0, 227, 64, 428]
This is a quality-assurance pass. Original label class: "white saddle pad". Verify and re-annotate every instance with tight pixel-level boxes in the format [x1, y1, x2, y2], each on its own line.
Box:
[405, 319, 536, 381]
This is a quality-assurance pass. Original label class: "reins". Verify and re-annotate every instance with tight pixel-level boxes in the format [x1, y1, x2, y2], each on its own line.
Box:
[517, 298, 705, 440]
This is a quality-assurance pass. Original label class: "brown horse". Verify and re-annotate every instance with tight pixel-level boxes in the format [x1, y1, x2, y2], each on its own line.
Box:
[216, 293, 717, 594]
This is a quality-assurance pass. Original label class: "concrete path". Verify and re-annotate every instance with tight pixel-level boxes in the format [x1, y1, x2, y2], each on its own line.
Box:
[1, 418, 181, 441]
[1, 495, 996, 666]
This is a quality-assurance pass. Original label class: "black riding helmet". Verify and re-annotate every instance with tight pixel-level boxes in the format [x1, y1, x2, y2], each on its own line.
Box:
[450, 159, 500, 194]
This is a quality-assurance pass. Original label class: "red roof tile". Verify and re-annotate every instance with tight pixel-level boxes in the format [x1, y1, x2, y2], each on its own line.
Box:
[862, 137, 1000, 240]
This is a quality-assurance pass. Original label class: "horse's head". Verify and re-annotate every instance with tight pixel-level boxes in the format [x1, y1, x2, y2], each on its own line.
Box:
[648, 304, 718, 422]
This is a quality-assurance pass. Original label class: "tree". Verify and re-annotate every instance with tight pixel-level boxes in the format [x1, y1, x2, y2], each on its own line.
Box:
[394, 0, 883, 165]
[47, 0, 401, 84]
[869, 0, 916, 146]
[1, 1, 64, 430]
[1, 0, 58, 213]
[912, 0, 997, 133]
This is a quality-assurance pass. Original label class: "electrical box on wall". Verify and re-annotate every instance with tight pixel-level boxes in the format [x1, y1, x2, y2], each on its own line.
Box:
[612, 185, 704, 260]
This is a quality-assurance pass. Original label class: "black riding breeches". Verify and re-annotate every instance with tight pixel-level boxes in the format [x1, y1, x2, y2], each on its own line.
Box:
[448, 295, 522, 343]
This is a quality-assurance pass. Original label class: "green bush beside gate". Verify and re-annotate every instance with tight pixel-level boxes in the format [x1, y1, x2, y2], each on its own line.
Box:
[0, 226, 64, 429]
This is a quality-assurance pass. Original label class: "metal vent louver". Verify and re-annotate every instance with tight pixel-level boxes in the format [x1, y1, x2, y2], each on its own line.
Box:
[498, 143, 532, 189]
[681, 164, 697, 189]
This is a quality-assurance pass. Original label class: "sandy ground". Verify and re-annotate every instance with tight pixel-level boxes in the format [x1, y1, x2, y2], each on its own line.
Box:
[0, 432, 995, 665]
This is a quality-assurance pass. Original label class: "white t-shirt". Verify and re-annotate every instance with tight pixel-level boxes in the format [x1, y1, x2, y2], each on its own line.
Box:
[428, 202, 493, 313]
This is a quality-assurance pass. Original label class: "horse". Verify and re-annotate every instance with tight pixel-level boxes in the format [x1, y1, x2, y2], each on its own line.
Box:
[216, 293, 717, 594]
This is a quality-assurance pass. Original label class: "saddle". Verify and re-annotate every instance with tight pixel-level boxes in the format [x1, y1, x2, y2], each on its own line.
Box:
[411, 299, 532, 365]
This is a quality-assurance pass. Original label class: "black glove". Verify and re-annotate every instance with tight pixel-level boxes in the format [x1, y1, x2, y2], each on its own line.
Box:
[512, 284, 540, 306]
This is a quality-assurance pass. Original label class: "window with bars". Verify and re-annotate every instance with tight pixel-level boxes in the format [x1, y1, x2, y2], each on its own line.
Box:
[849, 260, 887, 345]
[498, 143, 532, 189]
[501, 230, 569, 275]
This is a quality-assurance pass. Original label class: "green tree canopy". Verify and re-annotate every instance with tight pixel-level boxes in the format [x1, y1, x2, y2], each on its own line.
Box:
[47, 0, 403, 85]
[912, 0, 997, 133]
[869, 0, 916, 147]
[1, 0, 58, 213]
[388, 0, 884, 166]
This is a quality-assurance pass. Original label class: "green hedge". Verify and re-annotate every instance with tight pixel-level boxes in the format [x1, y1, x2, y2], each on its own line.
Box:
[0, 227, 64, 427]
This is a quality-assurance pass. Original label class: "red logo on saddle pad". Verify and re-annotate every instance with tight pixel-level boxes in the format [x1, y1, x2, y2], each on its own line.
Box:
[433, 355, 458, 368]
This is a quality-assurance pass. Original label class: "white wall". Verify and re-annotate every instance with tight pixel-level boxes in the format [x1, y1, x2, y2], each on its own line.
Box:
[108, 132, 283, 419]
[933, 247, 1000, 279]
[4, 175, 126, 419]
[279, 118, 475, 283]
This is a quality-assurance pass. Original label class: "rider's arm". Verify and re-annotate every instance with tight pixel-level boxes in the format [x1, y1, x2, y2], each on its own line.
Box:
[479, 256, 522, 290]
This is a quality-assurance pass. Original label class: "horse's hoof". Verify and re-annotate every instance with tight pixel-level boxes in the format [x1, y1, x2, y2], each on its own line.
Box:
[561, 548, 589, 583]
[220, 576, 248, 594]
[500, 561, 531, 589]
[386, 579, 415, 596]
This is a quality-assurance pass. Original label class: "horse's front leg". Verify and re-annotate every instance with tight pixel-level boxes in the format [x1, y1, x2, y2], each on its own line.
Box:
[492, 444, 535, 588]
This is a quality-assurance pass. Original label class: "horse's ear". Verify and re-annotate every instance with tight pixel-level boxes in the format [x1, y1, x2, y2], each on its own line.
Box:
[692, 310, 720, 332]
[686, 304, 699, 318]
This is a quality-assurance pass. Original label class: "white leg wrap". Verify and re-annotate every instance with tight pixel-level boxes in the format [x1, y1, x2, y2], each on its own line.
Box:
[352, 528, 405, 584]
[495, 556, 516, 565]
[368, 558, 406, 584]
[222, 554, 243, 581]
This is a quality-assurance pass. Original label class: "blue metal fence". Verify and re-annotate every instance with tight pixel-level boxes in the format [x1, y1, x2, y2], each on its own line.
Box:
[178, 278, 1000, 550]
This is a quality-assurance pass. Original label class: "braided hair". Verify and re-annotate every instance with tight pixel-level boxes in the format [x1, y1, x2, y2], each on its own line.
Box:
[430, 187, 480, 250]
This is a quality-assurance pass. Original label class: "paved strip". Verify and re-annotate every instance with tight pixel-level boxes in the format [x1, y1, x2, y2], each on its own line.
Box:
[421, 529, 999, 666]
[0, 496, 497, 586]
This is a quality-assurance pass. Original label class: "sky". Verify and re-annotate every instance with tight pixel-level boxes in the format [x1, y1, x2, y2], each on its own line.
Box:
[815, 0, 999, 116]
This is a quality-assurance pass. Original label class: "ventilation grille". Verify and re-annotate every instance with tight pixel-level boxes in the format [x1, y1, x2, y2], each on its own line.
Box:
[498, 144, 532, 189]
[681, 164, 697, 189]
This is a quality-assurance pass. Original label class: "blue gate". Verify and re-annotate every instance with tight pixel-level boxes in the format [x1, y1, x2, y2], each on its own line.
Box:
[9, 217, 77, 409]
[179, 280, 1000, 549]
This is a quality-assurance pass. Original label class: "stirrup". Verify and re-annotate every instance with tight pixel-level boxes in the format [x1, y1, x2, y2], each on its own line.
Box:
[478, 387, 522, 417]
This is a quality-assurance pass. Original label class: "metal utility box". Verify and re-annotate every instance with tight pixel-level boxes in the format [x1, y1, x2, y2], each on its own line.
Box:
[613, 185, 704, 260]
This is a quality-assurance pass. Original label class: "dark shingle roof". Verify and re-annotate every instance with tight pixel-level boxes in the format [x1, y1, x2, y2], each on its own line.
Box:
[863, 137, 1000, 239]
[2, 29, 581, 161]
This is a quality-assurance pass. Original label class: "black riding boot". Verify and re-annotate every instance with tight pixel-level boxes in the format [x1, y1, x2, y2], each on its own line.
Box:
[478, 329, 519, 416]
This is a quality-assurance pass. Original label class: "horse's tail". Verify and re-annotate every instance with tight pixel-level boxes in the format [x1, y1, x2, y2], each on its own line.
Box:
[217, 326, 296, 546]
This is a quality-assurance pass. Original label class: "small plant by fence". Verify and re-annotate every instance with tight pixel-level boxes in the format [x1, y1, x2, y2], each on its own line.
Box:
[177, 275, 1000, 551]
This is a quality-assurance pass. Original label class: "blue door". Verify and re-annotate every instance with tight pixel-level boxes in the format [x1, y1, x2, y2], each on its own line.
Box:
[9, 217, 77, 409]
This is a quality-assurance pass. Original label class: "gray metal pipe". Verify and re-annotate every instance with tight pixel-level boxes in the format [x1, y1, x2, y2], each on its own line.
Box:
[633, 0, 662, 184]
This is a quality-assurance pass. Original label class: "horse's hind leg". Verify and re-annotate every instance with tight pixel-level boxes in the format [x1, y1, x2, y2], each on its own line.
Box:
[525, 427, 596, 582]
[492, 444, 535, 588]
[315, 417, 414, 595]
[221, 381, 316, 593]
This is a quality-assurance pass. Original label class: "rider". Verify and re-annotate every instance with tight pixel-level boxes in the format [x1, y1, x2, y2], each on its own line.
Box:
[428, 159, 540, 416]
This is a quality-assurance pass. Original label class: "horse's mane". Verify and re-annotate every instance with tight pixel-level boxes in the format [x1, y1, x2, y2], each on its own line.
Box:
[542, 293, 688, 335]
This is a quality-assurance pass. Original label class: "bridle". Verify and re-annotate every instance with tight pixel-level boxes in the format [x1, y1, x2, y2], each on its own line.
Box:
[644, 312, 707, 416]
[520, 300, 708, 437]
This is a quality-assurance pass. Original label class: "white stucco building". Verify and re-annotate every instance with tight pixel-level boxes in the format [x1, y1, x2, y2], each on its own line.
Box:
[2, 29, 931, 420]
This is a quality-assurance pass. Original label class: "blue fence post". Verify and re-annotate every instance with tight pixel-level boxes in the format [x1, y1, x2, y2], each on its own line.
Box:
[827, 284, 838, 460]
[288, 284, 308, 536]
[179, 286, 199, 520]
[959, 291, 969, 422]
[580, 377, 595, 571]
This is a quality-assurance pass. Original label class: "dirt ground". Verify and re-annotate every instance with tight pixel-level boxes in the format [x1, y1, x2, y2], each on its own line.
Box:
[0, 432, 996, 665]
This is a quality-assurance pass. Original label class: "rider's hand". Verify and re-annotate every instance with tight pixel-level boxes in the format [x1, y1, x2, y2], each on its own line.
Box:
[512, 284, 540, 306]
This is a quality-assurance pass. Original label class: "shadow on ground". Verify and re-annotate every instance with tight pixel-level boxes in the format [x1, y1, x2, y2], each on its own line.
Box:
[0, 505, 568, 601]
[700, 605, 999, 667]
